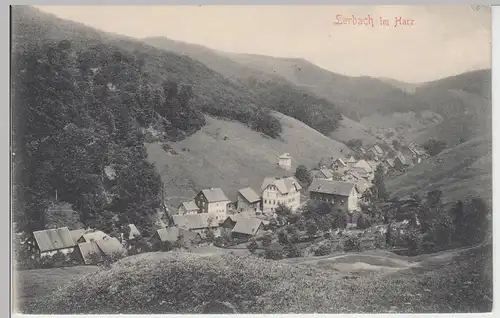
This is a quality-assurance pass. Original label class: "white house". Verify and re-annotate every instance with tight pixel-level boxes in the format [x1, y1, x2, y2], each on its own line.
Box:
[278, 153, 292, 170]
[172, 213, 221, 238]
[194, 188, 231, 223]
[261, 176, 302, 213]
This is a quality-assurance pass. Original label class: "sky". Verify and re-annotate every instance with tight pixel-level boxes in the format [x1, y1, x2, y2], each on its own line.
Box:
[33, 5, 491, 83]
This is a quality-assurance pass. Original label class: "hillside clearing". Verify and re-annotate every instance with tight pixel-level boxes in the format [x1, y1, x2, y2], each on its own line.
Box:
[146, 113, 349, 209]
[386, 135, 492, 204]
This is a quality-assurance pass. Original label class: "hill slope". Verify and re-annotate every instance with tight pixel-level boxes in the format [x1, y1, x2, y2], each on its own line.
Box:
[23, 242, 492, 314]
[386, 135, 492, 204]
[143, 36, 347, 136]
[146, 113, 350, 209]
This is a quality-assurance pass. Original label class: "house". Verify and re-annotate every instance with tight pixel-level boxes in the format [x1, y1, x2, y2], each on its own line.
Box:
[231, 218, 266, 239]
[308, 179, 360, 213]
[278, 153, 292, 170]
[350, 160, 374, 180]
[73, 237, 126, 265]
[77, 230, 111, 244]
[177, 200, 200, 215]
[332, 158, 347, 171]
[150, 227, 200, 246]
[346, 156, 357, 169]
[123, 224, 141, 240]
[237, 187, 262, 214]
[194, 188, 231, 223]
[172, 213, 221, 237]
[26, 227, 76, 258]
[221, 213, 253, 230]
[261, 176, 302, 213]
[384, 158, 395, 169]
[310, 167, 334, 180]
[394, 153, 409, 170]
[69, 229, 86, 243]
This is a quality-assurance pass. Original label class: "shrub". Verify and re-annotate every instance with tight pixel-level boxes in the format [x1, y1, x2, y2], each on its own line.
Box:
[278, 231, 289, 245]
[286, 243, 303, 258]
[403, 228, 422, 256]
[343, 235, 362, 252]
[265, 244, 285, 260]
[247, 239, 258, 253]
[314, 244, 332, 256]
[261, 234, 272, 248]
[324, 231, 332, 239]
[356, 213, 372, 230]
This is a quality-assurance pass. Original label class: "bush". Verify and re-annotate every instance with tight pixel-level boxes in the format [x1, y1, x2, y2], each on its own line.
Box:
[343, 235, 361, 252]
[356, 213, 372, 230]
[278, 231, 289, 245]
[265, 244, 285, 260]
[286, 243, 303, 258]
[247, 239, 258, 253]
[314, 244, 332, 256]
[403, 228, 422, 256]
[261, 234, 272, 248]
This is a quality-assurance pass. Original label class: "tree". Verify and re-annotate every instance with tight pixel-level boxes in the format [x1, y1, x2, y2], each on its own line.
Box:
[278, 231, 289, 245]
[373, 164, 388, 201]
[423, 139, 447, 157]
[247, 239, 258, 253]
[306, 219, 318, 238]
[295, 165, 312, 187]
[286, 243, 302, 258]
[386, 222, 394, 247]
[356, 213, 372, 229]
[461, 198, 490, 245]
[261, 234, 272, 248]
[343, 235, 361, 252]
[392, 139, 401, 150]
[347, 139, 363, 151]
[265, 243, 285, 260]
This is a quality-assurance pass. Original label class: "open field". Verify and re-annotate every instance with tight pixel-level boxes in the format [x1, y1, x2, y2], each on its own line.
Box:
[13, 265, 99, 312]
[146, 113, 350, 209]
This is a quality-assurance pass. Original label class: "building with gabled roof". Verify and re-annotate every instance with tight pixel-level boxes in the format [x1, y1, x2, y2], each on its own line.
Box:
[308, 179, 360, 212]
[195, 188, 231, 223]
[310, 167, 334, 180]
[177, 200, 200, 215]
[73, 237, 126, 265]
[77, 230, 111, 244]
[150, 227, 200, 246]
[172, 213, 221, 238]
[261, 176, 302, 213]
[237, 187, 261, 214]
[231, 218, 266, 238]
[69, 229, 86, 243]
[26, 227, 76, 258]
[123, 224, 141, 240]
[278, 153, 292, 170]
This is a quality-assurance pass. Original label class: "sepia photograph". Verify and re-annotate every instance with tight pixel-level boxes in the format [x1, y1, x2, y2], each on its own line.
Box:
[10, 4, 492, 314]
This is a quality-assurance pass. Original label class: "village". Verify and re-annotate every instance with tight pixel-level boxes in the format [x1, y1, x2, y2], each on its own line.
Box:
[16, 137, 430, 267]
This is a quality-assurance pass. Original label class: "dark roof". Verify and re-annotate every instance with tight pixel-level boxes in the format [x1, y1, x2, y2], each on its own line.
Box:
[200, 188, 230, 203]
[237, 187, 261, 203]
[309, 179, 357, 197]
[232, 218, 263, 236]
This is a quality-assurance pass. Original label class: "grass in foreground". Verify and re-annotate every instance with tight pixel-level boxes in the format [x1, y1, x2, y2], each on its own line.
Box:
[20, 243, 492, 314]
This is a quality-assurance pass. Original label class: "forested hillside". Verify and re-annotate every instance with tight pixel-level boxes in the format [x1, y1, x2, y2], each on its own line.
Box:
[144, 37, 344, 135]
[10, 6, 282, 234]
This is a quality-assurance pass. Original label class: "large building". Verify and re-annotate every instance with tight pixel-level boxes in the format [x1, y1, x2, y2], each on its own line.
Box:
[261, 176, 302, 213]
[308, 179, 360, 213]
[194, 188, 231, 223]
